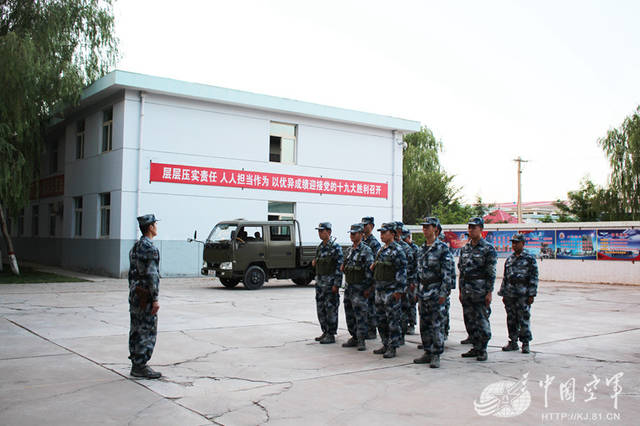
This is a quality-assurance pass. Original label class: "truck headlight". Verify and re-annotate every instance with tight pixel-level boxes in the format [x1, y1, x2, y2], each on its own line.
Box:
[220, 262, 233, 270]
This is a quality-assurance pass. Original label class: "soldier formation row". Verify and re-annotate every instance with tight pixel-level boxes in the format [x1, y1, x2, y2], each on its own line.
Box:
[311, 216, 539, 368]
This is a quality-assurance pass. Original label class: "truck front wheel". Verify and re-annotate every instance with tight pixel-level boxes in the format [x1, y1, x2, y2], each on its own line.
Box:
[243, 266, 266, 290]
[220, 278, 239, 288]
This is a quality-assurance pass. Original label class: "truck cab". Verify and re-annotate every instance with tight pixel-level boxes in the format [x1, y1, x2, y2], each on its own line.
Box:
[200, 220, 316, 289]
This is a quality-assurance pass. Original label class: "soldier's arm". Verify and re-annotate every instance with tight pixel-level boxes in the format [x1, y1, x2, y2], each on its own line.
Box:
[440, 249, 455, 299]
[528, 256, 539, 297]
[334, 244, 343, 284]
[395, 248, 408, 291]
[485, 246, 498, 294]
[364, 247, 374, 284]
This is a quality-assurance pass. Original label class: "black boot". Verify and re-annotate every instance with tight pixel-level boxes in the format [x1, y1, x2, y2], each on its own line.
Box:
[460, 337, 472, 345]
[413, 352, 431, 364]
[319, 334, 335, 344]
[502, 341, 519, 351]
[461, 348, 479, 358]
[430, 354, 440, 368]
[476, 350, 488, 361]
[373, 345, 387, 354]
[130, 364, 162, 379]
[383, 346, 397, 358]
[357, 338, 366, 351]
[342, 337, 357, 348]
[315, 332, 326, 341]
[417, 344, 424, 350]
[521, 342, 530, 354]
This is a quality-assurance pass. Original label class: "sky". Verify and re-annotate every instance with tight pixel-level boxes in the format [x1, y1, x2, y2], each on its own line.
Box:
[114, 0, 640, 204]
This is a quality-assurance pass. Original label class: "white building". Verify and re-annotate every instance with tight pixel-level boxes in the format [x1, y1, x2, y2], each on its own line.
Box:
[6, 71, 420, 277]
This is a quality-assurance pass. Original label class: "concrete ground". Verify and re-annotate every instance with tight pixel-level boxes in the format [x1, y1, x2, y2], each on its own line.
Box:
[0, 272, 638, 425]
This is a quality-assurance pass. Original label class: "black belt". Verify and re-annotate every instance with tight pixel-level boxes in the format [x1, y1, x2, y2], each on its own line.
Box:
[464, 274, 486, 280]
[421, 277, 441, 285]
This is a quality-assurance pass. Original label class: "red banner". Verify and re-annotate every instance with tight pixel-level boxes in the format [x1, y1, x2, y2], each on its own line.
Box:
[150, 162, 388, 198]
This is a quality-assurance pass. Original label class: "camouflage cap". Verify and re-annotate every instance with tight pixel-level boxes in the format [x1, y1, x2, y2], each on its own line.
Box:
[511, 233, 526, 243]
[315, 222, 332, 231]
[361, 216, 375, 225]
[401, 226, 411, 237]
[392, 221, 404, 232]
[137, 214, 159, 227]
[377, 222, 395, 232]
[348, 223, 365, 234]
[421, 217, 440, 227]
[468, 217, 484, 227]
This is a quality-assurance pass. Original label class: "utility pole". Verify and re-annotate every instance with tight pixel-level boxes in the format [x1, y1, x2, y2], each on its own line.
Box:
[513, 157, 528, 223]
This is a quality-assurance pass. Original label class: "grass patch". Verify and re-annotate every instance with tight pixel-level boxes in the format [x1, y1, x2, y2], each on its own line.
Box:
[0, 264, 89, 284]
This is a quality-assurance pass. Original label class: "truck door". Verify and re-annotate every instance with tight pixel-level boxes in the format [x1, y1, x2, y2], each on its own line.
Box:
[267, 224, 296, 269]
[234, 225, 266, 271]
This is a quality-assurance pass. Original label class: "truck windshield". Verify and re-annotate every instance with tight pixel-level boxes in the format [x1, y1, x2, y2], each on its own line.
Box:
[207, 224, 237, 242]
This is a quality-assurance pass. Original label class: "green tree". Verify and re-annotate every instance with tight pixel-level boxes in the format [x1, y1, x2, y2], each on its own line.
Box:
[0, 0, 118, 273]
[555, 177, 623, 222]
[598, 106, 640, 220]
[402, 126, 458, 223]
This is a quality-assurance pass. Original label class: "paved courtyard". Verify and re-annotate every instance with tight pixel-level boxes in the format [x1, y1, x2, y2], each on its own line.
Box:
[0, 272, 638, 425]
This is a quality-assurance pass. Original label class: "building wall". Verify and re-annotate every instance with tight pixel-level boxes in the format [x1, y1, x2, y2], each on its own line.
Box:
[3, 90, 404, 277]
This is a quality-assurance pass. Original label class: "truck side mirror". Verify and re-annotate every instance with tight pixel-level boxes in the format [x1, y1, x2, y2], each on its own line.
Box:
[194, 230, 197, 240]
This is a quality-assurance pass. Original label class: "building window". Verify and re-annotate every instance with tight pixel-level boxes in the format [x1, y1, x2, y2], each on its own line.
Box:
[32, 205, 39, 236]
[49, 203, 56, 236]
[100, 192, 110, 236]
[49, 139, 58, 173]
[269, 122, 296, 164]
[76, 119, 85, 159]
[268, 201, 295, 221]
[102, 107, 113, 152]
[74, 196, 83, 237]
[18, 209, 24, 236]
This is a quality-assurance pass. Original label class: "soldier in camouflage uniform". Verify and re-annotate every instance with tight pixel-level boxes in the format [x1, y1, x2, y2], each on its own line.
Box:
[498, 234, 539, 354]
[341, 223, 374, 351]
[413, 217, 455, 368]
[371, 222, 407, 358]
[402, 227, 420, 335]
[128, 214, 162, 379]
[361, 216, 381, 340]
[312, 222, 343, 344]
[458, 217, 497, 361]
[392, 221, 415, 343]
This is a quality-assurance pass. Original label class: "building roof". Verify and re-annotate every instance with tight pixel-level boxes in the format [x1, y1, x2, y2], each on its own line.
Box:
[81, 70, 421, 132]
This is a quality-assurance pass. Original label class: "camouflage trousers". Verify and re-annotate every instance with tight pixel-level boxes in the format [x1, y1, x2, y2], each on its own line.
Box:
[344, 283, 369, 340]
[461, 296, 492, 350]
[129, 311, 157, 366]
[418, 297, 446, 355]
[315, 281, 340, 335]
[503, 296, 532, 343]
[402, 284, 417, 329]
[375, 285, 403, 349]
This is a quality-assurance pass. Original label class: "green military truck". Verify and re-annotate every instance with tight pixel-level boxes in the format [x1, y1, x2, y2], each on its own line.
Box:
[192, 219, 317, 290]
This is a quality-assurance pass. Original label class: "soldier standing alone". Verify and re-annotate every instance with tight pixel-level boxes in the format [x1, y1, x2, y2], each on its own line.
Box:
[458, 217, 497, 362]
[361, 217, 381, 340]
[312, 222, 343, 344]
[341, 223, 374, 351]
[371, 222, 407, 359]
[498, 234, 539, 354]
[413, 217, 455, 368]
[128, 214, 162, 379]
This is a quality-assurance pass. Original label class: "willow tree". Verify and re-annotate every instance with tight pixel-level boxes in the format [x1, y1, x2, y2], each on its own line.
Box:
[598, 106, 640, 220]
[0, 0, 118, 273]
[402, 126, 458, 224]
